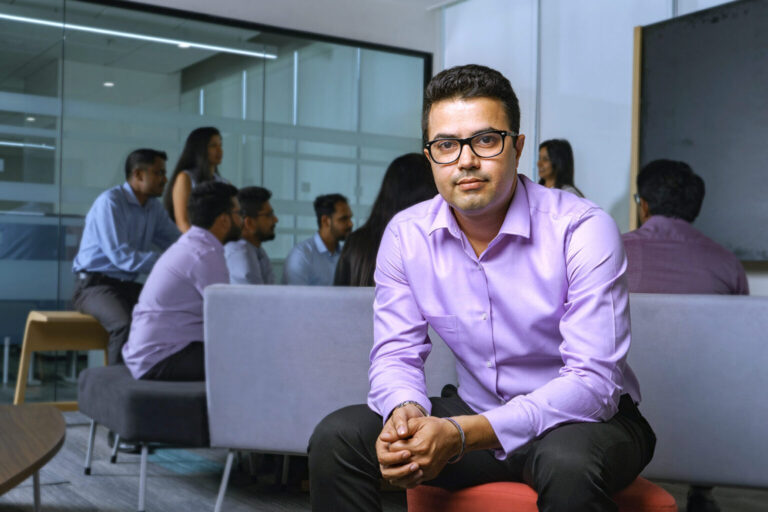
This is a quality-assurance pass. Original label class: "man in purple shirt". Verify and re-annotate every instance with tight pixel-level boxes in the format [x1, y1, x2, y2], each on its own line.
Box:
[624, 160, 747, 512]
[309, 65, 655, 512]
[624, 159, 748, 296]
[122, 181, 241, 381]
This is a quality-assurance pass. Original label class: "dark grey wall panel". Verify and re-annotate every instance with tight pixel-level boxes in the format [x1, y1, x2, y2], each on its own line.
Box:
[640, 0, 768, 260]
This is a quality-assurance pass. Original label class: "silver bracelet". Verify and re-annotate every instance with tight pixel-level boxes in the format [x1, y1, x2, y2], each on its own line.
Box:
[394, 400, 428, 417]
[444, 417, 465, 464]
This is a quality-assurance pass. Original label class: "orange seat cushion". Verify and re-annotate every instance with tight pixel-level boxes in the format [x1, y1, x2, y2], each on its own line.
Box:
[407, 477, 677, 512]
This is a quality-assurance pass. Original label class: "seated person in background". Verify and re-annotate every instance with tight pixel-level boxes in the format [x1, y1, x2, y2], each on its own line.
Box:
[164, 126, 226, 233]
[537, 138, 584, 197]
[72, 149, 179, 365]
[225, 186, 278, 285]
[623, 159, 748, 512]
[282, 193, 353, 286]
[122, 182, 241, 381]
[623, 159, 748, 295]
[334, 153, 437, 286]
[309, 64, 655, 512]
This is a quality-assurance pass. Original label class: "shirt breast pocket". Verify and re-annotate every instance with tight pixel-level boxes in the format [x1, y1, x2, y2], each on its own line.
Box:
[423, 314, 459, 344]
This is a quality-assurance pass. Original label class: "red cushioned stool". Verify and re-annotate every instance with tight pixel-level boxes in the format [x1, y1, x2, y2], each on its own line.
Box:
[407, 477, 677, 512]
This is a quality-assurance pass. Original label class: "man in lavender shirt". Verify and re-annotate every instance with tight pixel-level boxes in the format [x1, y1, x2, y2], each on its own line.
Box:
[309, 65, 655, 512]
[624, 160, 747, 512]
[122, 181, 241, 381]
[624, 159, 748, 296]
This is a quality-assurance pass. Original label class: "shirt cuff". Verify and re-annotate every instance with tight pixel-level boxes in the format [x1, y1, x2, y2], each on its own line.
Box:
[481, 398, 536, 460]
[373, 390, 431, 425]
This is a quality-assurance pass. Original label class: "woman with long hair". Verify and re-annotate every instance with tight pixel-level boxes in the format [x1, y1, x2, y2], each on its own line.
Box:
[334, 153, 437, 287]
[537, 138, 584, 198]
[164, 127, 225, 232]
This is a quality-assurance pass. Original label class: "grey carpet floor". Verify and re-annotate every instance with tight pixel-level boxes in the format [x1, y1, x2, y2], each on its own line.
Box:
[0, 412, 766, 511]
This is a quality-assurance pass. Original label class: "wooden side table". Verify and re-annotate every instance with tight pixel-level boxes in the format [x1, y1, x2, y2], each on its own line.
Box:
[14, 311, 109, 411]
[0, 404, 66, 512]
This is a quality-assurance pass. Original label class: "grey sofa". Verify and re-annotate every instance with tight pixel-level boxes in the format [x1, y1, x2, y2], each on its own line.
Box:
[204, 286, 768, 508]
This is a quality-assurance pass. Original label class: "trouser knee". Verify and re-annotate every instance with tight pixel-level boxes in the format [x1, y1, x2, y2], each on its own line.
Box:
[308, 405, 379, 474]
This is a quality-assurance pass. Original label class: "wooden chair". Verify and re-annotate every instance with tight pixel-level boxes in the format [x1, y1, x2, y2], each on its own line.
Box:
[14, 311, 108, 411]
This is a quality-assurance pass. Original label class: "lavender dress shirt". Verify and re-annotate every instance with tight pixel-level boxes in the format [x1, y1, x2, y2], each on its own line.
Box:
[368, 176, 640, 459]
[122, 226, 229, 379]
[622, 216, 748, 295]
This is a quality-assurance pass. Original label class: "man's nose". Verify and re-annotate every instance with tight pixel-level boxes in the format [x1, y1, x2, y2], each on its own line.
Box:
[457, 142, 479, 168]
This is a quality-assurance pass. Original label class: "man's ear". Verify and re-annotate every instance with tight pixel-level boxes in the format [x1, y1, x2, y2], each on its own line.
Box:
[640, 199, 651, 224]
[320, 214, 331, 229]
[513, 134, 525, 170]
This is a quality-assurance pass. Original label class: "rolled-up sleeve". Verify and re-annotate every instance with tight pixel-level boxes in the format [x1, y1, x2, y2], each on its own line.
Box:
[368, 225, 432, 421]
[481, 208, 631, 458]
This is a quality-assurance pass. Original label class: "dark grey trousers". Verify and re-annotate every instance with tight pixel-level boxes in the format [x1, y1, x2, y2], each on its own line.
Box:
[308, 394, 655, 512]
[72, 273, 142, 365]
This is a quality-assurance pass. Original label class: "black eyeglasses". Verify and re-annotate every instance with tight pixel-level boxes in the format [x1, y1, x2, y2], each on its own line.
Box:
[424, 129, 517, 164]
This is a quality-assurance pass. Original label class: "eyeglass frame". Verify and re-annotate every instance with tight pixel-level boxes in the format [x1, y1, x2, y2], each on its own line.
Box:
[424, 129, 518, 164]
[633, 193, 642, 205]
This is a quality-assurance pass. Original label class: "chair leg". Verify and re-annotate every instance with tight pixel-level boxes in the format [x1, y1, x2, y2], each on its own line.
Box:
[281, 454, 290, 486]
[214, 450, 235, 512]
[33, 470, 41, 512]
[138, 444, 148, 512]
[84, 420, 97, 475]
[110, 433, 120, 463]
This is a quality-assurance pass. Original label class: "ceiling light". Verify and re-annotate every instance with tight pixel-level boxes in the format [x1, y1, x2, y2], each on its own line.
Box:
[103, 81, 115, 87]
[0, 12, 276, 59]
[0, 141, 55, 151]
[26, 116, 36, 122]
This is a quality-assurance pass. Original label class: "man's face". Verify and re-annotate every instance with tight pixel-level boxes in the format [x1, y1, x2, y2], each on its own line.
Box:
[224, 197, 243, 244]
[251, 200, 278, 242]
[136, 157, 167, 198]
[424, 97, 524, 218]
[329, 201, 353, 242]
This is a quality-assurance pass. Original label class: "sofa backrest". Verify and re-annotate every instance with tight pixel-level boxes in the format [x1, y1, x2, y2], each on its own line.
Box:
[628, 293, 768, 487]
[204, 284, 457, 454]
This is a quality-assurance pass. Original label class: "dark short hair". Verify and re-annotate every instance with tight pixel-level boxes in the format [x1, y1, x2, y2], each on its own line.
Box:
[124, 149, 167, 180]
[189, 181, 239, 229]
[637, 159, 705, 222]
[422, 64, 520, 143]
[314, 193, 348, 228]
[239, 186, 272, 217]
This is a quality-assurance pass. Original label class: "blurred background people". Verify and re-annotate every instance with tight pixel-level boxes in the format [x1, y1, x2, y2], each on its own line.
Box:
[282, 193, 353, 285]
[225, 186, 278, 285]
[537, 138, 584, 197]
[164, 127, 226, 232]
[72, 149, 179, 365]
[334, 153, 437, 286]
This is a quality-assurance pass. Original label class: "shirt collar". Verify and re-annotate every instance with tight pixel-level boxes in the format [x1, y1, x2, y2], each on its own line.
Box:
[121, 182, 142, 207]
[313, 231, 330, 254]
[428, 174, 532, 240]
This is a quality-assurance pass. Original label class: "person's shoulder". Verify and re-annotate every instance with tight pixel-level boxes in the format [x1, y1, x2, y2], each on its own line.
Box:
[387, 195, 440, 233]
[224, 239, 248, 256]
[524, 177, 597, 224]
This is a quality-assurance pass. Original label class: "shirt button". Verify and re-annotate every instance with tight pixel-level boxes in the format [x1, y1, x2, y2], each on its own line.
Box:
[481, 313, 488, 320]
[486, 360, 493, 368]
[477, 264, 483, 271]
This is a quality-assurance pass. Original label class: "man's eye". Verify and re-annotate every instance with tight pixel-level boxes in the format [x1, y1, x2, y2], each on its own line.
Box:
[436, 140, 458, 151]
[475, 135, 498, 146]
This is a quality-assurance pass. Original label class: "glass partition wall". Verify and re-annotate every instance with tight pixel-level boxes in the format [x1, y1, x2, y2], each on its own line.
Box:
[0, 0, 430, 403]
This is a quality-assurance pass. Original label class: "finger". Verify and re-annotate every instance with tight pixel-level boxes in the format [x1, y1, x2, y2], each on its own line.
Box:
[388, 469, 424, 489]
[378, 448, 411, 466]
[378, 417, 400, 443]
[380, 461, 420, 481]
[390, 409, 411, 438]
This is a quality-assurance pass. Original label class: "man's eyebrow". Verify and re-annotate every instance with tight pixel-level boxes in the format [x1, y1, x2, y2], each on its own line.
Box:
[431, 127, 501, 139]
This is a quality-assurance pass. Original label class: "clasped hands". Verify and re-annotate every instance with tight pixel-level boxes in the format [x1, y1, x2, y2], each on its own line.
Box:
[376, 403, 461, 489]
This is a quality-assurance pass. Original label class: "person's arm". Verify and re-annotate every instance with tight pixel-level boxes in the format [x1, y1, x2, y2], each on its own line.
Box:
[172, 173, 192, 233]
[94, 196, 160, 274]
[479, 207, 631, 459]
[194, 251, 230, 295]
[282, 245, 312, 285]
[225, 243, 259, 285]
[151, 202, 181, 250]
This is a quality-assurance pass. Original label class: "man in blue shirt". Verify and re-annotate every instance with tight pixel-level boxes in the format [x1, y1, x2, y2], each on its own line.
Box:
[72, 149, 179, 365]
[282, 193, 353, 285]
[225, 186, 278, 285]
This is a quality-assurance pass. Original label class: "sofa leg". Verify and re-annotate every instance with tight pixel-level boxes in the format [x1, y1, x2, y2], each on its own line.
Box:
[138, 444, 148, 512]
[84, 420, 97, 475]
[214, 450, 235, 512]
[110, 434, 120, 463]
[281, 454, 290, 487]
